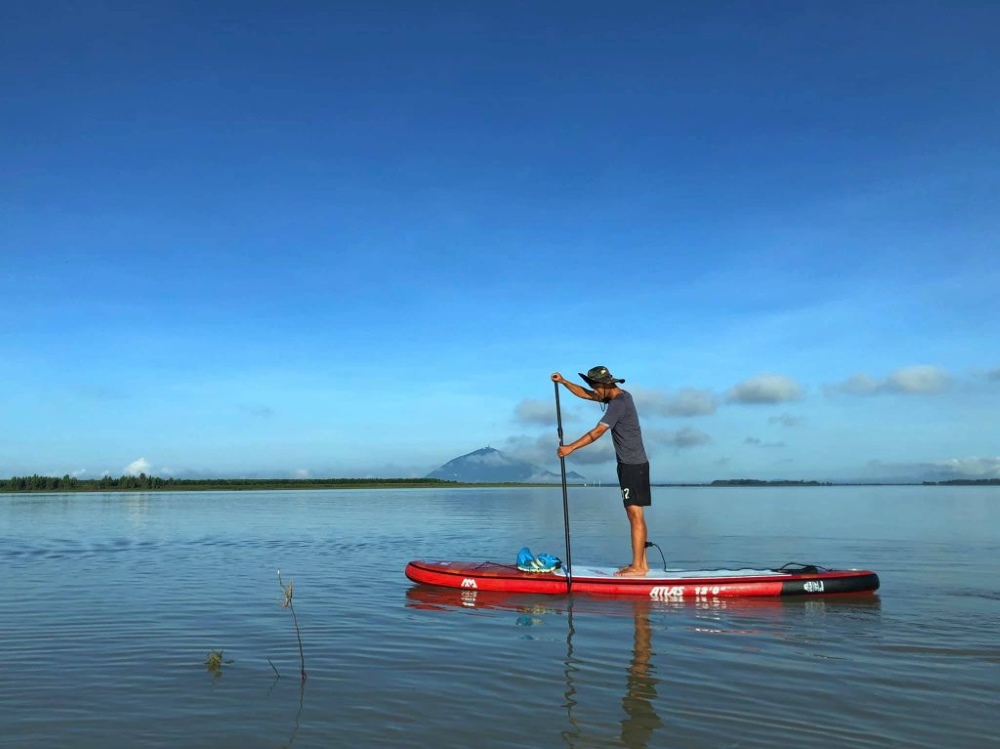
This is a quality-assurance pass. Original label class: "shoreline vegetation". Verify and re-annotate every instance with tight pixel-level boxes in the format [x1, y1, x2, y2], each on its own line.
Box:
[0, 475, 457, 493]
[1, 474, 997, 493]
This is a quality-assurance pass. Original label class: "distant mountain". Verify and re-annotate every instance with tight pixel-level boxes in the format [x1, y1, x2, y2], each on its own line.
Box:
[426, 447, 586, 484]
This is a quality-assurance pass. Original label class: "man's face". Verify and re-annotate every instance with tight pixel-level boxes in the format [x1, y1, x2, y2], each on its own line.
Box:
[593, 383, 612, 401]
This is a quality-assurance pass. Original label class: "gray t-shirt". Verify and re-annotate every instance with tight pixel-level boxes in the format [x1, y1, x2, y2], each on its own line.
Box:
[599, 390, 648, 465]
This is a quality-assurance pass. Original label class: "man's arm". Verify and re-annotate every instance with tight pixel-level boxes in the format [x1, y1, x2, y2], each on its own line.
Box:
[558, 422, 610, 458]
[551, 372, 599, 401]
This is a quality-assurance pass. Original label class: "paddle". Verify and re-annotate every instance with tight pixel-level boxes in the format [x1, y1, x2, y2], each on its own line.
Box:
[554, 381, 573, 591]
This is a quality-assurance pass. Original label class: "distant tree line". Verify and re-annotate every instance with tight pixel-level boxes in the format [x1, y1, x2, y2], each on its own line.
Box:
[922, 478, 1000, 486]
[0, 474, 164, 492]
[709, 479, 832, 487]
[0, 474, 455, 493]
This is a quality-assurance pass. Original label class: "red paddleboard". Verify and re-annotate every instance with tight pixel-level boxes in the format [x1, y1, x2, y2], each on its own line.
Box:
[405, 560, 879, 599]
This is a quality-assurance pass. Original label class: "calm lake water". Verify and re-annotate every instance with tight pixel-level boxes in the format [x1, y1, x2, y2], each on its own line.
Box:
[1, 486, 996, 748]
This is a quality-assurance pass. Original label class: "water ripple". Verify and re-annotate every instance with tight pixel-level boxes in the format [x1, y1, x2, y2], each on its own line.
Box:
[1, 486, 998, 749]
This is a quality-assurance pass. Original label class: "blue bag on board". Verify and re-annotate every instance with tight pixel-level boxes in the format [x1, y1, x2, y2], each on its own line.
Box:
[516, 547, 562, 573]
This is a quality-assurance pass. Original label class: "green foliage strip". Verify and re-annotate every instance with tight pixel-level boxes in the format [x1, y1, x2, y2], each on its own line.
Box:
[0, 474, 457, 492]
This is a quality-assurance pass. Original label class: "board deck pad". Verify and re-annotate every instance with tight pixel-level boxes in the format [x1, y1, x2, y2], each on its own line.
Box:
[549, 566, 824, 579]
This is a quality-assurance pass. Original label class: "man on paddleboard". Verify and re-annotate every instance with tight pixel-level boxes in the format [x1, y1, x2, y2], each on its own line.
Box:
[551, 366, 651, 577]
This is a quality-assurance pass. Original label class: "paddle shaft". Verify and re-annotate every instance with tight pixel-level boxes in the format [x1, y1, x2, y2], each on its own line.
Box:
[554, 382, 573, 590]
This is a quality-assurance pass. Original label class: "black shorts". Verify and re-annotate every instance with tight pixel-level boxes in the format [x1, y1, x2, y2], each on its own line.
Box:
[617, 461, 651, 507]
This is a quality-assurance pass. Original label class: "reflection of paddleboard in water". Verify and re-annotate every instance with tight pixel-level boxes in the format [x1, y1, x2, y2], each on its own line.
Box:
[403, 586, 882, 749]
[404, 560, 879, 598]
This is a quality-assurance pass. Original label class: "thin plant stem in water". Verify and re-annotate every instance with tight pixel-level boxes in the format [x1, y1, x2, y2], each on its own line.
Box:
[277, 569, 307, 681]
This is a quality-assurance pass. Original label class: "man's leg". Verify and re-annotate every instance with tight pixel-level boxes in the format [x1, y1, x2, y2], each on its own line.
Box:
[616, 504, 649, 577]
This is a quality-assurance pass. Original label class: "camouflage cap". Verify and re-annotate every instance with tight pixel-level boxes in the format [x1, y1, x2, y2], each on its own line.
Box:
[579, 365, 625, 386]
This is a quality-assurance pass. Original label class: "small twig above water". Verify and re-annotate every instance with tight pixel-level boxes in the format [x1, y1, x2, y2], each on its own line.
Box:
[277, 569, 307, 682]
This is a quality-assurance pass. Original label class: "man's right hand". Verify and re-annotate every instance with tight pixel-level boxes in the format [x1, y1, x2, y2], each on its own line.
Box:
[551, 372, 564, 383]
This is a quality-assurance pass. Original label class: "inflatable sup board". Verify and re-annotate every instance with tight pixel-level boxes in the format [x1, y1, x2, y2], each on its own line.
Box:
[405, 560, 879, 599]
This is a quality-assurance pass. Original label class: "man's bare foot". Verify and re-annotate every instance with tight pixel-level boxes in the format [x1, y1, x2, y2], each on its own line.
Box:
[614, 565, 648, 577]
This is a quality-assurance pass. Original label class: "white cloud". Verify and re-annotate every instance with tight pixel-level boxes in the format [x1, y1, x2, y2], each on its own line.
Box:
[239, 403, 275, 419]
[921, 456, 1000, 480]
[768, 413, 805, 428]
[74, 384, 126, 401]
[745, 437, 786, 448]
[633, 387, 719, 417]
[501, 433, 617, 467]
[562, 442, 618, 465]
[503, 430, 617, 466]
[503, 435, 556, 466]
[831, 373, 880, 395]
[514, 398, 556, 426]
[869, 456, 1000, 481]
[828, 365, 953, 396]
[123, 457, 151, 476]
[508, 422, 712, 465]
[887, 365, 952, 393]
[726, 374, 804, 404]
[647, 427, 712, 449]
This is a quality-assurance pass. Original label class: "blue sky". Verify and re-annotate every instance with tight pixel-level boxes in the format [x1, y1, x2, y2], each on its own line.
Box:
[3, 1, 998, 483]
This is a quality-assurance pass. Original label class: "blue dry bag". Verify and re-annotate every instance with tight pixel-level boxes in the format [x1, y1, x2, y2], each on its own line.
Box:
[516, 547, 561, 573]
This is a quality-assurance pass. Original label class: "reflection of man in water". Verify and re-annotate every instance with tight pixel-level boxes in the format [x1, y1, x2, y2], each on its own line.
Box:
[620, 601, 663, 748]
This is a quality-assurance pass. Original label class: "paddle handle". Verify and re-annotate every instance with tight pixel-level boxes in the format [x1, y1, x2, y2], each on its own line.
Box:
[555, 381, 573, 591]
